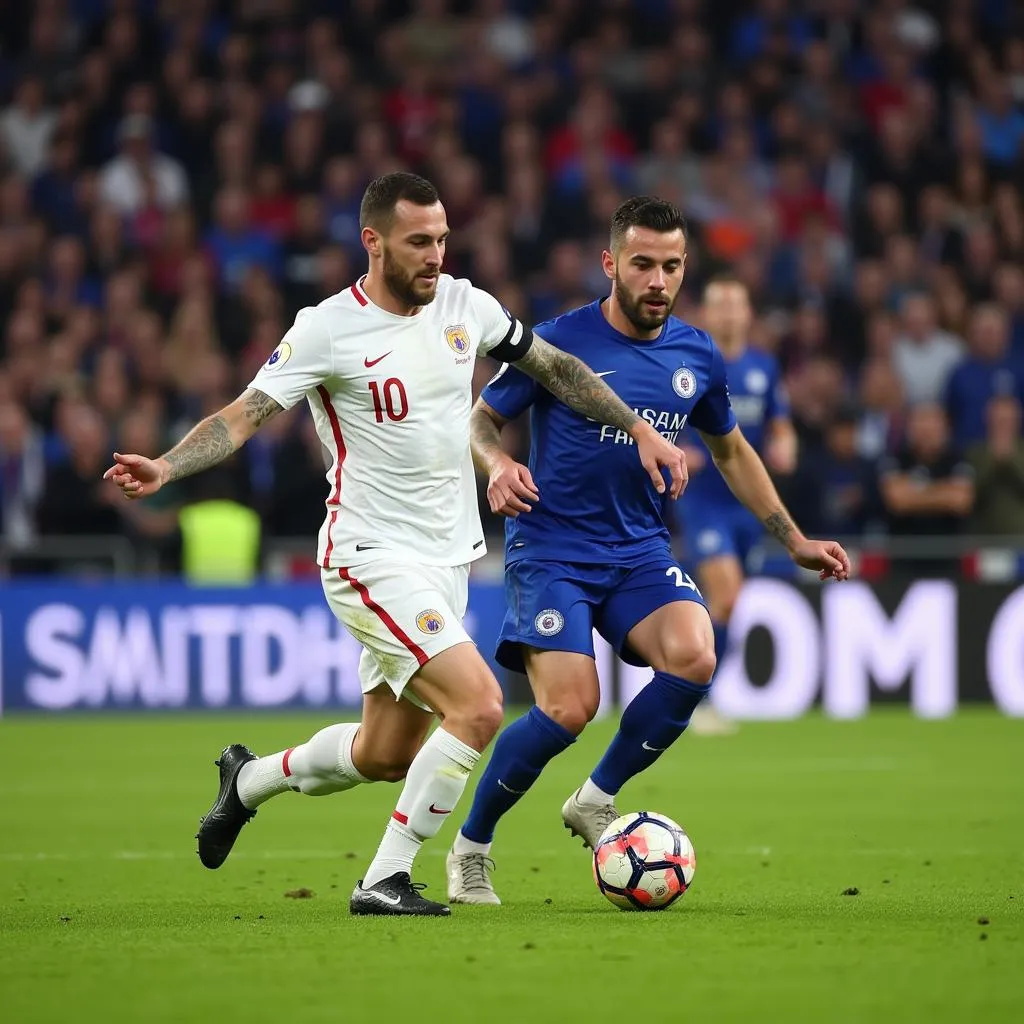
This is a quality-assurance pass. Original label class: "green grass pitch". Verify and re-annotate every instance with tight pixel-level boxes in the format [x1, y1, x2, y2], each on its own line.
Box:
[1, 709, 1022, 1023]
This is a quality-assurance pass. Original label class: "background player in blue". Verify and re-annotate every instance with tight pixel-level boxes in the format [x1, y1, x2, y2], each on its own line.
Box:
[678, 276, 797, 734]
[445, 197, 851, 904]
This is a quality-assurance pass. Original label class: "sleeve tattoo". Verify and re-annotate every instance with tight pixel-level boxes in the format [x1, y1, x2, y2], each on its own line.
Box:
[241, 388, 283, 429]
[469, 404, 506, 473]
[514, 338, 640, 432]
[163, 388, 282, 484]
[763, 509, 796, 547]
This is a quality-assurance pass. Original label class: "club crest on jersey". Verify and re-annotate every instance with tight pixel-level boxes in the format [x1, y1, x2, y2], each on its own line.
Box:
[416, 609, 445, 634]
[745, 368, 769, 394]
[534, 608, 564, 637]
[266, 342, 292, 369]
[697, 529, 723, 554]
[672, 366, 697, 399]
[445, 324, 471, 355]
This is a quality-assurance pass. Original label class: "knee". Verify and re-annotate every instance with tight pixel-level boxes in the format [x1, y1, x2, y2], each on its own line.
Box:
[539, 689, 599, 737]
[657, 634, 716, 687]
[359, 753, 414, 783]
[446, 694, 504, 751]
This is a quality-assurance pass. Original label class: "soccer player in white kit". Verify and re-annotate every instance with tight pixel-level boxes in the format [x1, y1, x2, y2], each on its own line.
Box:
[104, 172, 687, 916]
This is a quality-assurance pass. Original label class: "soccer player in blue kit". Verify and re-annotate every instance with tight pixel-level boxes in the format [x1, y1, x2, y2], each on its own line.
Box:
[446, 197, 851, 904]
[679, 276, 798, 735]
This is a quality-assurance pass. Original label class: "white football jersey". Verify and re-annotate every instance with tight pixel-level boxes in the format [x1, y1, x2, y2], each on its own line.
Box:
[249, 275, 529, 568]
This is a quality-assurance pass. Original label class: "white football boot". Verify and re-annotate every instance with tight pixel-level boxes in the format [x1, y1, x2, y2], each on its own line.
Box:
[561, 790, 622, 850]
[688, 704, 739, 736]
[446, 847, 501, 905]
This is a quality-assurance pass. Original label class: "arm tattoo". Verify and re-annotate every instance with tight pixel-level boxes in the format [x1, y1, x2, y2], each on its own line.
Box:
[470, 404, 505, 474]
[162, 389, 282, 484]
[241, 388, 283, 429]
[763, 509, 796, 547]
[163, 415, 236, 484]
[516, 339, 640, 432]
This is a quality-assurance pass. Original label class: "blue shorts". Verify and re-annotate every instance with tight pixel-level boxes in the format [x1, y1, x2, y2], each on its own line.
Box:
[680, 502, 763, 568]
[496, 552, 708, 673]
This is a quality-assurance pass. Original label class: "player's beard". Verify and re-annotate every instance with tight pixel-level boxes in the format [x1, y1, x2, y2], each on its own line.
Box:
[614, 276, 676, 333]
[382, 247, 439, 308]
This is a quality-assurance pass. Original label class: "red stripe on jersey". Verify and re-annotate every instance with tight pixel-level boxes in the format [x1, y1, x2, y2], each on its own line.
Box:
[338, 567, 430, 668]
[322, 509, 338, 569]
[281, 748, 294, 777]
[392, 810, 409, 826]
[316, 385, 346, 567]
[350, 281, 368, 306]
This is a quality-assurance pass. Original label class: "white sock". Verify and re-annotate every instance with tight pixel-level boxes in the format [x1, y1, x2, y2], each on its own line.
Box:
[578, 777, 615, 807]
[236, 723, 366, 808]
[453, 831, 492, 857]
[362, 728, 480, 888]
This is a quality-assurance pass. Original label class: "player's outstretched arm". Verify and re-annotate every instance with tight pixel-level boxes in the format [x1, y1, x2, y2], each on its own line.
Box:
[469, 398, 509, 476]
[470, 398, 539, 517]
[702, 426, 851, 582]
[514, 335, 687, 498]
[103, 388, 283, 500]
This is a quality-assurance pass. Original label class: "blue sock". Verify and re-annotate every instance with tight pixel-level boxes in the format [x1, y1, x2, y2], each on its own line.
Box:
[713, 622, 729, 664]
[461, 706, 575, 844]
[590, 672, 710, 796]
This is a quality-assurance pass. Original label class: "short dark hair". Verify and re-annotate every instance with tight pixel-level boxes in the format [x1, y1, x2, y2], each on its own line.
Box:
[610, 196, 688, 251]
[359, 172, 440, 232]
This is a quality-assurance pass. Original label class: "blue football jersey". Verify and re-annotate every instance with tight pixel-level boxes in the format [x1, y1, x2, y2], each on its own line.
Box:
[481, 300, 736, 566]
[683, 346, 788, 507]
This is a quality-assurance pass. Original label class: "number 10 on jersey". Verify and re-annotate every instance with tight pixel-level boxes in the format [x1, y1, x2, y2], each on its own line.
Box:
[368, 378, 409, 422]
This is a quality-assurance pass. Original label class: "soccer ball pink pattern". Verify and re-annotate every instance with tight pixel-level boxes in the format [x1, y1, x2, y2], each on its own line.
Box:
[593, 811, 696, 911]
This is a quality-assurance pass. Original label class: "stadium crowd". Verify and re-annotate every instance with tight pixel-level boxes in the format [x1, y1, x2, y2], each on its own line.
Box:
[0, 0, 1022, 576]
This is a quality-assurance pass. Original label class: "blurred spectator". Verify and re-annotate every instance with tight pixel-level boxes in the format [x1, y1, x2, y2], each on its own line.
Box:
[857, 357, 906, 460]
[205, 186, 282, 294]
[1, 77, 57, 179]
[786, 354, 846, 450]
[967, 396, 1024, 537]
[283, 195, 327, 316]
[36, 403, 121, 538]
[878, 403, 974, 560]
[794, 403, 879, 537]
[892, 293, 965, 404]
[265, 417, 331, 538]
[0, 399, 45, 549]
[98, 115, 189, 217]
[974, 72, 1024, 168]
[945, 304, 1024, 447]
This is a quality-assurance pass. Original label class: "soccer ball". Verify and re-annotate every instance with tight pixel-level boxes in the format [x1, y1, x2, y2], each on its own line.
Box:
[593, 811, 696, 911]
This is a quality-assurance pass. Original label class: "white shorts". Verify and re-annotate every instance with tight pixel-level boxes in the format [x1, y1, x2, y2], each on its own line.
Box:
[321, 560, 472, 708]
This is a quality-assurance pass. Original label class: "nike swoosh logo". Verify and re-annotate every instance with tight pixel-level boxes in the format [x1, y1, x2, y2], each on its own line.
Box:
[642, 741, 666, 752]
[497, 779, 526, 795]
[364, 352, 392, 367]
[360, 888, 401, 907]
[429, 804, 453, 815]
[595, 371, 616, 377]
[354, 543, 381, 552]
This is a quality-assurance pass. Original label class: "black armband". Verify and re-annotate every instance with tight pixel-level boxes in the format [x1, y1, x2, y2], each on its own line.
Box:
[489, 321, 533, 363]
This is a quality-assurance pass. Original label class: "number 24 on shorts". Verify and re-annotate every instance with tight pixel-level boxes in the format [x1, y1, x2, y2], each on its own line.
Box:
[666, 566, 701, 595]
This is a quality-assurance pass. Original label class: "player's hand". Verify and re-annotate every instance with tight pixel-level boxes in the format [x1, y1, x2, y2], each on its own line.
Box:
[486, 456, 539, 517]
[633, 422, 688, 498]
[103, 452, 167, 501]
[791, 538, 851, 582]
